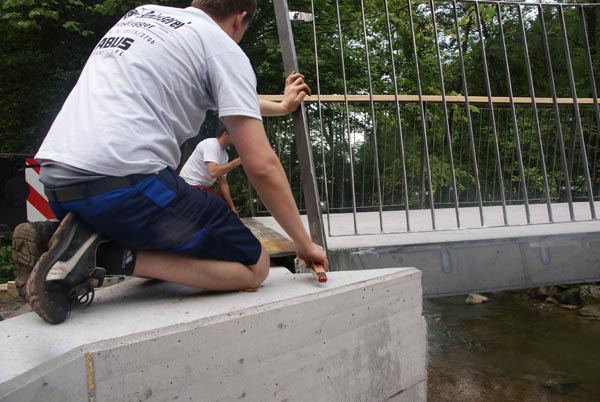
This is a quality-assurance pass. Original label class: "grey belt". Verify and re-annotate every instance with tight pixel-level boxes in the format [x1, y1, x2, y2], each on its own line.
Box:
[44, 174, 147, 203]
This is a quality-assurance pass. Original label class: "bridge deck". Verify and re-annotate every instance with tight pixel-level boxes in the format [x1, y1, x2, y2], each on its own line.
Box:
[251, 202, 600, 296]
[254, 201, 600, 249]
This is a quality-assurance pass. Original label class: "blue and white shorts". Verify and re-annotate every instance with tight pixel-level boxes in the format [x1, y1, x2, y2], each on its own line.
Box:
[46, 167, 262, 266]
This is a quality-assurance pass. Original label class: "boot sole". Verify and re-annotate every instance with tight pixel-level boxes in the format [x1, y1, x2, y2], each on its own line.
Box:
[12, 221, 59, 301]
[27, 215, 79, 324]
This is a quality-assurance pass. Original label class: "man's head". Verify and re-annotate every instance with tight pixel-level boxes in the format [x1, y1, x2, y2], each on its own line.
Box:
[191, 0, 256, 40]
[191, 0, 256, 23]
[215, 121, 234, 148]
[215, 121, 228, 138]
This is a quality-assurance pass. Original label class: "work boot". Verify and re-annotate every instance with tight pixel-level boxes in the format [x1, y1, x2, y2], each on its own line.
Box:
[27, 213, 108, 325]
[12, 220, 60, 302]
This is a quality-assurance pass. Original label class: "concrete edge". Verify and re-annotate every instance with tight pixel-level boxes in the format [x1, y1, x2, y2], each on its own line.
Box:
[1, 268, 422, 398]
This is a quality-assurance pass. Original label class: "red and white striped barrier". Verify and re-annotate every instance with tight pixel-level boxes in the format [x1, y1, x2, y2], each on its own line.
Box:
[25, 158, 56, 222]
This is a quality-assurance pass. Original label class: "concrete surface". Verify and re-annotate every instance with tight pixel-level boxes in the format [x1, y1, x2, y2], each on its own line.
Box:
[0, 267, 426, 402]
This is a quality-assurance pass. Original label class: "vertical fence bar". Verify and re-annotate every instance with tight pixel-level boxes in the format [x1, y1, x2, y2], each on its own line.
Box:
[474, 1, 508, 224]
[557, 5, 596, 219]
[484, 109, 493, 202]
[517, 4, 553, 222]
[339, 116, 346, 211]
[568, 113, 577, 196]
[452, 0, 484, 225]
[430, 0, 461, 227]
[419, 113, 427, 209]
[273, 0, 328, 248]
[382, 109, 388, 206]
[537, 4, 574, 219]
[335, 116, 343, 210]
[408, 0, 436, 229]
[391, 114, 398, 206]
[359, 0, 384, 231]
[329, 114, 336, 212]
[502, 110, 511, 202]
[309, 0, 333, 237]
[496, 2, 530, 222]
[361, 114, 367, 208]
[248, 179, 256, 217]
[334, 0, 358, 233]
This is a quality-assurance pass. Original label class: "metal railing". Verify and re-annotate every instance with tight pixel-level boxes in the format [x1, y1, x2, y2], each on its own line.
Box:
[262, 0, 599, 238]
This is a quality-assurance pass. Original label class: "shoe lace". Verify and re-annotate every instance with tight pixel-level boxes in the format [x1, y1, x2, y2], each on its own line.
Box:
[67, 281, 95, 309]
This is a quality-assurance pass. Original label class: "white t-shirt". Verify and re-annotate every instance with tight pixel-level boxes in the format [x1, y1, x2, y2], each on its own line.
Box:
[179, 138, 228, 187]
[36, 5, 261, 176]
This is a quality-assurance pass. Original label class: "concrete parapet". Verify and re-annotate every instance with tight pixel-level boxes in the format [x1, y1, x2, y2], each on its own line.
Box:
[0, 268, 426, 402]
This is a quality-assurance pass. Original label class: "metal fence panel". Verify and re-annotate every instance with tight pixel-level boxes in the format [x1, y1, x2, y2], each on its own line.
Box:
[265, 0, 599, 238]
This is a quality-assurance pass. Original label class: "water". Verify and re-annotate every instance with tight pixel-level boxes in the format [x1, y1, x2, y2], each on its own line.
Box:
[424, 293, 600, 401]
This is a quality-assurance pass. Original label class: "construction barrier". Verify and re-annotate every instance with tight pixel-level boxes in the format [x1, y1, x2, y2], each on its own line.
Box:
[24, 158, 55, 222]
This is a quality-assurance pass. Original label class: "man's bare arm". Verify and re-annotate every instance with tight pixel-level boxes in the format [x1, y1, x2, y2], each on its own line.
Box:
[223, 115, 328, 269]
[217, 175, 238, 216]
[206, 157, 242, 178]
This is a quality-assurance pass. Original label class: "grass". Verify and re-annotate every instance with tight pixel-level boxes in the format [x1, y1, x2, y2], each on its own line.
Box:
[0, 234, 16, 283]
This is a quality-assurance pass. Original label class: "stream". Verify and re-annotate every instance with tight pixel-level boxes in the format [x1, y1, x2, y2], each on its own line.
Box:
[424, 292, 600, 401]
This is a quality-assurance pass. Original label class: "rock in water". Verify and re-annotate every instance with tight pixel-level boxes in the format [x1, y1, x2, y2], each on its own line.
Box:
[465, 293, 489, 305]
[577, 304, 600, 320]
[580, 285, 600, 305]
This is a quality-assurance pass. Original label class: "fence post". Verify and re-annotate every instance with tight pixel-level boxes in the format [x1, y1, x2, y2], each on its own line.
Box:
[273, 1, 328, 250]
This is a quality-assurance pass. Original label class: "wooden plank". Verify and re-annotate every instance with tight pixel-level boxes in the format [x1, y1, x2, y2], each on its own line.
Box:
[241, 218, 296, 258]
[6, 281, 16, 296]
[259, 94, 597, 105]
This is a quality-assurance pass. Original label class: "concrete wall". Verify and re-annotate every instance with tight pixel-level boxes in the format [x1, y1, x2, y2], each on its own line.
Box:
[329, 231, 600, 297]
[1, 268, 426, 402]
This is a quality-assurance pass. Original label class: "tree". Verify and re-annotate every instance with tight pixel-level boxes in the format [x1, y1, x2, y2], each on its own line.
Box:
[0, 0, 190, 154]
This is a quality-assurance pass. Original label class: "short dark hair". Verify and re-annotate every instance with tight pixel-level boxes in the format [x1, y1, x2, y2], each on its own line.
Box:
[190, 0, 256, 24]
[215, 121, 228, 138]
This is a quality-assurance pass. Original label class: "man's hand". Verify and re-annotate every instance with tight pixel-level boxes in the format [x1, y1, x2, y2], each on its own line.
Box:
[258, 71, 313, 116]
[280, 71, 312, 114]
[295, 241, 329, 272]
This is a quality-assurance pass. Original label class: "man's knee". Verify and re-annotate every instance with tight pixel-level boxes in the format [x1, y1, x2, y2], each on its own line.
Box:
[249, 248, 270, 288]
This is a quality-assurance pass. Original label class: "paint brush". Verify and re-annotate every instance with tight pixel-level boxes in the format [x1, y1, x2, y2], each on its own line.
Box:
[294, 258, 328, 283]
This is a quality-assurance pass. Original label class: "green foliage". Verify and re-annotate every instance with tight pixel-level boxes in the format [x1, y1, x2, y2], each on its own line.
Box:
[1, 0, 598, 215]
[1, 0, 101, 153]
[0, 0, 188, 154]
[0, 236, 16, 283]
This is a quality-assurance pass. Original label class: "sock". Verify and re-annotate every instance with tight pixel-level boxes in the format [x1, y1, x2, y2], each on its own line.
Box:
[96, 242, 137, 276]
